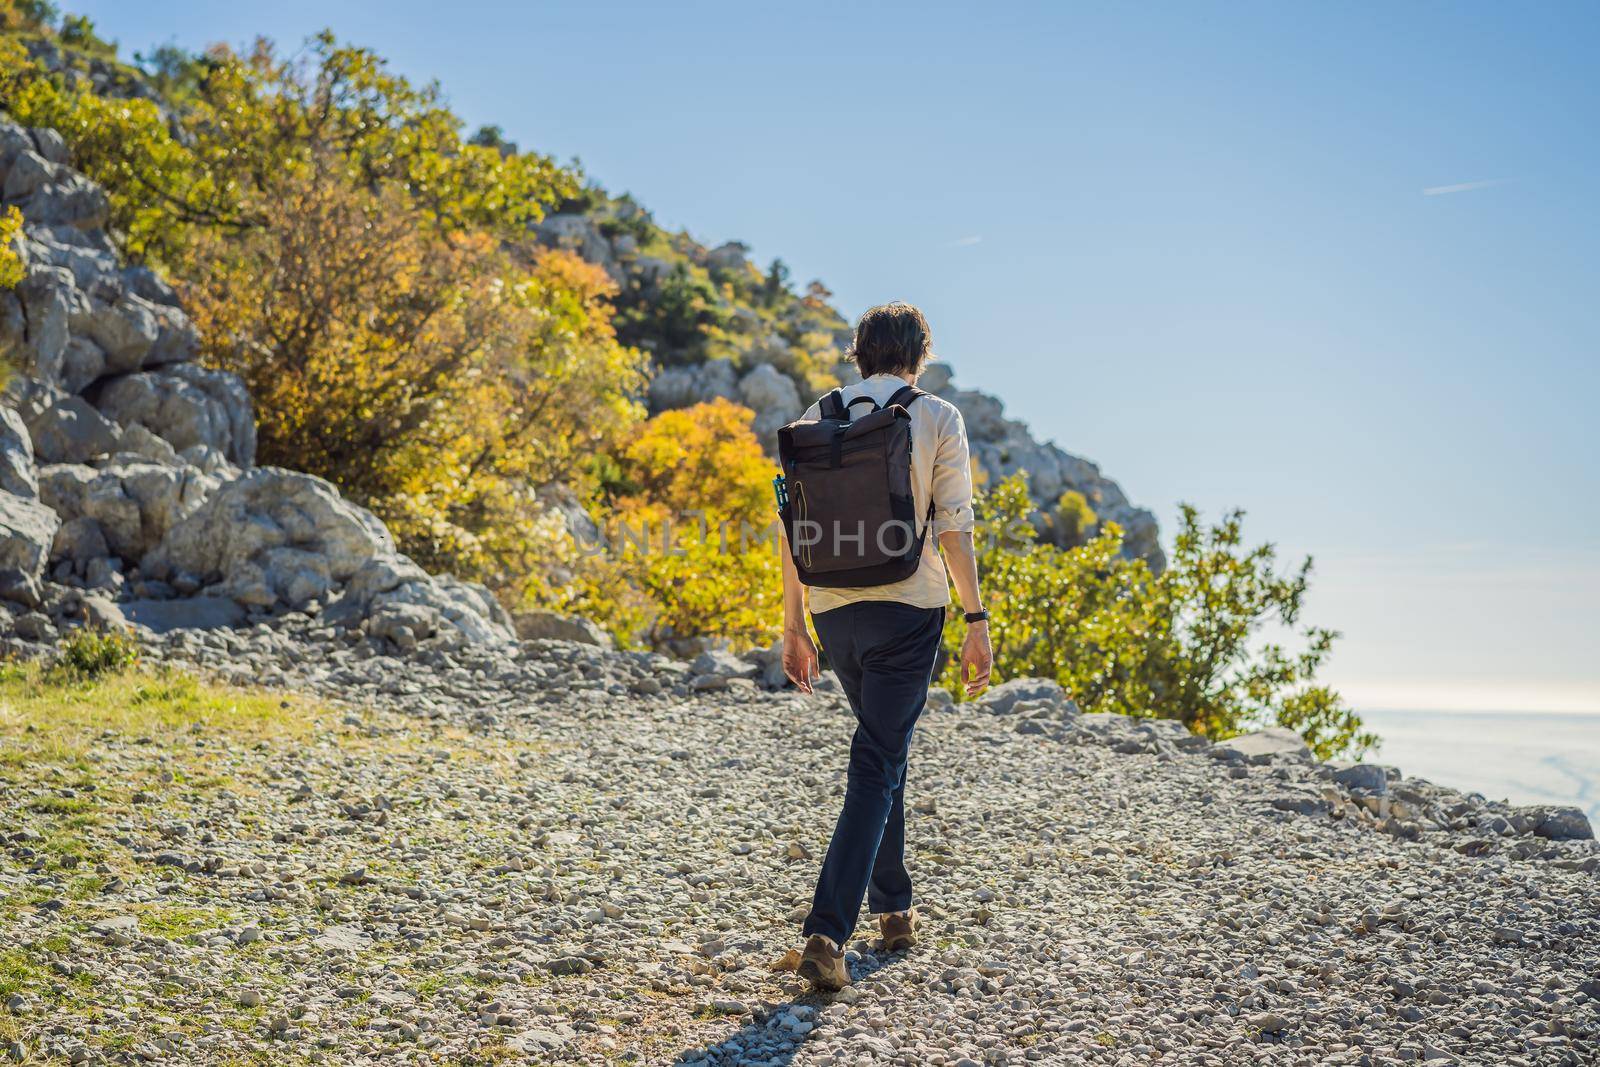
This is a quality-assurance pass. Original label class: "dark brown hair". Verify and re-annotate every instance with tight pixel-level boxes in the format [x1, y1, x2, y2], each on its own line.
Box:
[849, 302, 932, 378]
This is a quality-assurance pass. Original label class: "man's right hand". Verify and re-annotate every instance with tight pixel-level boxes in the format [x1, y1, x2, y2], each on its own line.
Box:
[960, 621, 992, 697]
[783, 627, 820, 694]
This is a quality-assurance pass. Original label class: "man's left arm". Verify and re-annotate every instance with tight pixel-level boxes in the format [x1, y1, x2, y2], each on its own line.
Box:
[930, 408, 991, 695]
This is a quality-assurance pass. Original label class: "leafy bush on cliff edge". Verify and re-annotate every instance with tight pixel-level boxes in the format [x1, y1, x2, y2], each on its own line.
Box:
[941, 474, 1375, 760]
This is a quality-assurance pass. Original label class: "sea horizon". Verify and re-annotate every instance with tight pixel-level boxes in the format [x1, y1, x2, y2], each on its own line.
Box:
[1356, 707, 1600, 824]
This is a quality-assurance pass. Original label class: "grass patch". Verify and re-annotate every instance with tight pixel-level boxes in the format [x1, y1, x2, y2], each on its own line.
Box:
[414, 973, 455, 997]
[0, 946, 53, 998]
[27, 794, 93, 815]
[132, 902, 235, 939]
[0, 662, 321, 770]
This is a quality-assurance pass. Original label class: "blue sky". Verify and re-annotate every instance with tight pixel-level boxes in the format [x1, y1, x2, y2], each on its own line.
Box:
[76, 1, 1600, 712]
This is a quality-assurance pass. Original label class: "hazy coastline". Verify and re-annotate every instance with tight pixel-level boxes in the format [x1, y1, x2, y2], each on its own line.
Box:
[1361, 708, 1600, 821]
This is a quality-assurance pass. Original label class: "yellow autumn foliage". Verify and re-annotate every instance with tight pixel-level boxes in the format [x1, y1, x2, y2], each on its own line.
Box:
[0, 205, 23, 289]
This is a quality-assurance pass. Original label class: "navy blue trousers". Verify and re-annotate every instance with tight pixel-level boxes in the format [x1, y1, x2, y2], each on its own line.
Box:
[803, 600, 945, 944]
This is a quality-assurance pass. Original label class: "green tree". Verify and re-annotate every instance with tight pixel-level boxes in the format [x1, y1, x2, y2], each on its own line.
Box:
[761, 257, 789, 307]
[615, 262, 729, 361]
[1052, 489, 1097, 548]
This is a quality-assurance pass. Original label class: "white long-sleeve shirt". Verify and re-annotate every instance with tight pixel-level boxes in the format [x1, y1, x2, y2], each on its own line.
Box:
[801, 372, 976, 614]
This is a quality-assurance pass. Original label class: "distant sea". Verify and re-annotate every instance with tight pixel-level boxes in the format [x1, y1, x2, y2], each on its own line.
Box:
[1358, 709, 1600, 824]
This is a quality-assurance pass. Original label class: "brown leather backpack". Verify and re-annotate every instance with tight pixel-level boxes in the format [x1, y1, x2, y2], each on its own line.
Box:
[776, 385, 929, 587]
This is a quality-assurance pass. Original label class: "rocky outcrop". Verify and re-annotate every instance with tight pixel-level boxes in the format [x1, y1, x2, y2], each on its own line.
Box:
[141, 467, 393, 609]
[92, 362, 255, 467]
[324, 555, 513, 649]
[737, 362, 804, 441]
[39, 459, 218, 568]
[22, 393, 120, 463]
[647, 359, 739, 412]
[0, 111, 513, 647]
[911, 362, 1164, 566]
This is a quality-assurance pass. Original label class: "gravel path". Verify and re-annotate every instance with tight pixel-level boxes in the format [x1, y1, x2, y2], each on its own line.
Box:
[3, 618, 1598, 1066]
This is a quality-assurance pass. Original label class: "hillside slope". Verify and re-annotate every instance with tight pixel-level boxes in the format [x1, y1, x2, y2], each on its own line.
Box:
[2, 17, 1163, 585]
[0, 108, 514, 650]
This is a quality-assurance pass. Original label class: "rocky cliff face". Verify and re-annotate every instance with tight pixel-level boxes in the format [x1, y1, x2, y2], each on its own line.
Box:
[0, 111, 514, 651]
[535, 212, 1165, 569]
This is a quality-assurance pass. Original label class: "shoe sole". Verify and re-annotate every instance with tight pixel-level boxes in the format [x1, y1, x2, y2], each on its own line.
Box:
[797, 957, 847, 992]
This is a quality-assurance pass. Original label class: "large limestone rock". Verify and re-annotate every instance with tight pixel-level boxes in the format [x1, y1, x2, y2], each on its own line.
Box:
[93, 363, 255, 467]
[1216, 727, 1312, 762]
[326, 555, 514, 645]
[513, 609, 611, 646]
[0, 406, 37, 498]
[142, 467, 393, 609]
[1, 147, 109, 230]
[535, 213, 619, 280]
[23, 394, 121, 463]
[51, 515, 108, 566]
[738, 363, 803, 441]
[73, 288, 159, 373]
[0, 489, 59, 584]
[647, 359, 739, 413]
[23, 221, 120, 292]
[13, 265, 76, 386]
[1531, 806, 1594, 841]
[1, 115, 203, 397]
[975, 677, 1069, 716]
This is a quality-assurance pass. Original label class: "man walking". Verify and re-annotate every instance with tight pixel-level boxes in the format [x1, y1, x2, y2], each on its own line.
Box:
[777, 302, 993, 991]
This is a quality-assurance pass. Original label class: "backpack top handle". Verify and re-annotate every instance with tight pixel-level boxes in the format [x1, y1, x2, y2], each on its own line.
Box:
[820, 389, 848, 421]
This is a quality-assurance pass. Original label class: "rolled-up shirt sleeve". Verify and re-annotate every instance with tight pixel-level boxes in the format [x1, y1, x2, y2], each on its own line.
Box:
[930, 406, 976, 536]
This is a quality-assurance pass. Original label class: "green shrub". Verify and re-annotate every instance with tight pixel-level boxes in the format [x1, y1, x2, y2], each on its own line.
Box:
[943, 474, 1376, 760]
[1052, 489, 1097, 548]
[50, 627, 140, 680]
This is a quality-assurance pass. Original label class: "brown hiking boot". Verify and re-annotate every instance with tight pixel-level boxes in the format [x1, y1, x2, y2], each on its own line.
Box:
[878, 909, 918, 952]
[797, 934, 850, 991]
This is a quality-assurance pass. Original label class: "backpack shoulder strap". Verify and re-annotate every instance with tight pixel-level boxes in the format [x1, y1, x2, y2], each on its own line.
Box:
[886, 384, 934, 522]
[819, 388, 847, 421]
[885, 384, 926, 411]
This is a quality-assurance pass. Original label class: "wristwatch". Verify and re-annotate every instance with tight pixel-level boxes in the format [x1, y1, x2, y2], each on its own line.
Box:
[963, 610, 989, 624]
